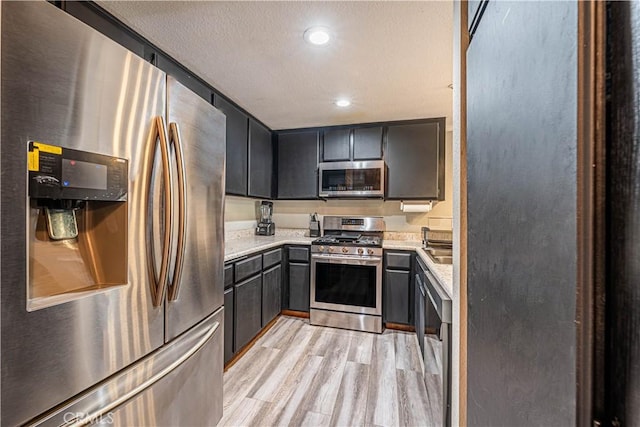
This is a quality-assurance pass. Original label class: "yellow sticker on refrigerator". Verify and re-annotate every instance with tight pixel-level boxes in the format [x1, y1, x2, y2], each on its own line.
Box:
[28, 148, 40, 171]
[33, 141, 62, 155]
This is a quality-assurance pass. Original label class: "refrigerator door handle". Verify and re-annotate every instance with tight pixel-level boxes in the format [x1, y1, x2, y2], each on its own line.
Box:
[147, 116, 174, 307]
[57, 320, 221, 427]
[167, 122, 187, 302]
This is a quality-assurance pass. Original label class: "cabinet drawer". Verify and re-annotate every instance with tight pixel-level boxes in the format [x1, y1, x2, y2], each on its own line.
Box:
[288, 246, 310, 263]
[224, 264, 234, 288]
[385, 252, 412, 270]
[234, 254, 262, 282]
[263, 248, 282, 269]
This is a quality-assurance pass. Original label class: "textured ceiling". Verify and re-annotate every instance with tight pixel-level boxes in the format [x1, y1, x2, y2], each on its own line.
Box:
[96, 1, 453, 130]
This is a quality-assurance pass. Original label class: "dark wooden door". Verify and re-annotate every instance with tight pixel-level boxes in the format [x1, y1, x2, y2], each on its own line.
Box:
[223, 287, 234, 363]
[248, 118, 273, 198]
[288, 262, 310, 312]
[386, 121, 444, 199]
[322, 129, 351, 161]
[604, 2, 640, 425]
[234, 274, 262, 351]
[214, 95, 248, 196]
[384, 269, 410, 324]
[353, 126, 383, 160]
[262, 264, 282, 326]
[466, 2, 578, 425]
[277, 131, 318, 199]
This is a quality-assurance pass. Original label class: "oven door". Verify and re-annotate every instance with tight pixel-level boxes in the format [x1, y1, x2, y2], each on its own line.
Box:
[310, 253, 382, 316]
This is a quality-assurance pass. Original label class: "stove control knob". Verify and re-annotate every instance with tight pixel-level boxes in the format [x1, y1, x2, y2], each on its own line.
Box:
[342, 247, 349, 254]
[328, 247, 334, 253]
[357, 248, 364, 255]
[367, 249, 374, 255]
[319, 246, 325, 252]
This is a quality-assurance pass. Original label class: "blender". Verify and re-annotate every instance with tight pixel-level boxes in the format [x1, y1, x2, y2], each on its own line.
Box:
[255, 201, 275, 236]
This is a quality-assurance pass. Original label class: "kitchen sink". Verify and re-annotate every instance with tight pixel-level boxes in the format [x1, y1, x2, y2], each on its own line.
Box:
[425, 247, 453, 264]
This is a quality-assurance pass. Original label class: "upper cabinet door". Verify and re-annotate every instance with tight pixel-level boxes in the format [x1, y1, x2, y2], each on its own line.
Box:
[322, 129, 351, 161]
[353, 126, 383, 160]
[386, 121, 445, 200]
[248, 119, 273, 199]
[277, 131, 319, 199]
[213, 95, 248, 196]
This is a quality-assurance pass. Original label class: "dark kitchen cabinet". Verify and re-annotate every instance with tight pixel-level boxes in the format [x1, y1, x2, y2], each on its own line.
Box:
[286, 245, 310, 312]
[224, 287, 234, 363]
[214, 95, 248, 196]
[288, 262, 310, 312]
[385, 270, 411, 324]
[263, 248, 282, 269]
[224, 248, 285, 365]
[384, 250, 413, 325]
[234, 254, 262, 283]
[224, 264, 233, 288]
[414, 271, 425, 356]
[234, 274, 262, 352]
[248, 119, 273, 198]
[353, 126, 383, 160]
[262, 264, 282, 326]
[386, 120, 445, 200]
[322, 129, 351, 161]
[277, 131, 319, 199]
[321, 126, 383, 162]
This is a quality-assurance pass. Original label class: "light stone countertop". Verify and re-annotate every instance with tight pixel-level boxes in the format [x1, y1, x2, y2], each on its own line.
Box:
[381, 240, 453, 298]
[224, 235, 315, 262]
[416, 248, 453, 299]
[225, 235, 453, 300]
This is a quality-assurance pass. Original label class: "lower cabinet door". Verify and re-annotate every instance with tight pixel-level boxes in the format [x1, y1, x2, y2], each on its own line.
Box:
[289, 262, 310, 312]
[262, 264, 282, 326]
[384, 269, 410, 324]
[234, 274, 262, 351]
[415, 274, 425, 356]
[224, 287, 234, 363]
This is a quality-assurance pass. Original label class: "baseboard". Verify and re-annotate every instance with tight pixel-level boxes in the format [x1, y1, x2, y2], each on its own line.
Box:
[280, 309, 310, 319]
[385, 322, 416, 332]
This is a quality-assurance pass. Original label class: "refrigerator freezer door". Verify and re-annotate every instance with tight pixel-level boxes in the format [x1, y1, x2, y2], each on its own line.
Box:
[31, 308, 224, 427]
[165, 76, 226, 341]
[1, 2, 165, 425]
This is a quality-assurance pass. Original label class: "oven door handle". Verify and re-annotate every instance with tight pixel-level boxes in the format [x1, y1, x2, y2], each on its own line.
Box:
[311, 254, 382, 265]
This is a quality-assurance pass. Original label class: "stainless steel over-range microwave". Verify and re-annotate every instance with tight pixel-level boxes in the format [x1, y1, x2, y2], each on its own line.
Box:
[318, 160, 385, 198]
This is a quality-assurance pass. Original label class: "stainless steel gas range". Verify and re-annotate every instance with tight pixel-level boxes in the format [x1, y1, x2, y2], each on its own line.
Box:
[310, 216, 384, 333]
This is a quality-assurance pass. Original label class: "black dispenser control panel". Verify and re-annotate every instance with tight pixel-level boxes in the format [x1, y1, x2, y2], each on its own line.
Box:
[28, 141, 128, 201]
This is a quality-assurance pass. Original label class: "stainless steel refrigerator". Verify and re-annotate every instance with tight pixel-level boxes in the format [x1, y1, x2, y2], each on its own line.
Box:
[1, 2, 225, 425]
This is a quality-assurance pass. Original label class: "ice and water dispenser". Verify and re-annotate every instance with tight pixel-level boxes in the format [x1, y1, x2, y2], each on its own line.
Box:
[27, 141, 128, 310]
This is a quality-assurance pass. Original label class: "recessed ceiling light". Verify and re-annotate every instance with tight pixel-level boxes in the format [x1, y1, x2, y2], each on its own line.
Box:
[335, 99, 351, 107]
[304, 26, 331, 46]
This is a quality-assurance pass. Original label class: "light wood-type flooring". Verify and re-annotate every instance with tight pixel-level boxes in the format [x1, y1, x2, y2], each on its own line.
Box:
[218, 316, 443, 427]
